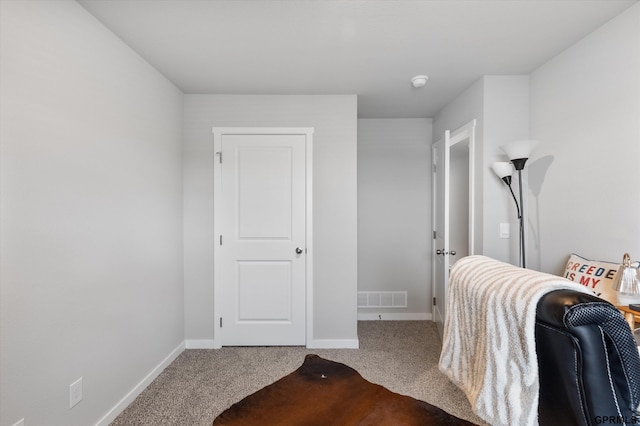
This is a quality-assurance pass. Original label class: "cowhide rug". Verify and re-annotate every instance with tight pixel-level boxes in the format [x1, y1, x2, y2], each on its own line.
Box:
[213, 354, 476, 425]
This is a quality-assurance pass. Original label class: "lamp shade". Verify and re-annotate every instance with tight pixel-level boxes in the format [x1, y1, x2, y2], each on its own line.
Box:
[500, 140, 539, 170]
[491, 162, 513, 179]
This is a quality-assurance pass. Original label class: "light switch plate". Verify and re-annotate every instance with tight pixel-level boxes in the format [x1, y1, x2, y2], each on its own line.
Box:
[69, 377, 82, 408]
[500, 223, 510, 239]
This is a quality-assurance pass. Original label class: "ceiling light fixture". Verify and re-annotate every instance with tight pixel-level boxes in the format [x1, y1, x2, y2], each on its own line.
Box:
[411, 75, 429, 88]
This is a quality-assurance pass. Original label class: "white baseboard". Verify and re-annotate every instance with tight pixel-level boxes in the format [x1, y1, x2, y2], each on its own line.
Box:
[357, 312, 432, 321]
[95, 341, 185, 426]
[185, 339, 216, 349]
[188, 338, 360, 349]
[307, 339, 360, 349]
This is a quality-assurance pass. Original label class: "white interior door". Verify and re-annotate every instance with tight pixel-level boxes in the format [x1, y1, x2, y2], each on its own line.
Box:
[214, 129, 310, 346]
[432, 120, 476, 340]
[432, 131, 450, 339]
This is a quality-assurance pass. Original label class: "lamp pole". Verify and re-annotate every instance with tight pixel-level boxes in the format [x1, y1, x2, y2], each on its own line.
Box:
[511, 158, 528, 269]
[516, 168, 525, 268]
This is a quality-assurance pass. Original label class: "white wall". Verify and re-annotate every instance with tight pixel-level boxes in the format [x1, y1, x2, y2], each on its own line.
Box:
[529, 3, 640, 274]
[433, 76, 530, 264]
[183, 95, 358, 346]
[0, 2, 184, 425]
[357, 119, 432, 319]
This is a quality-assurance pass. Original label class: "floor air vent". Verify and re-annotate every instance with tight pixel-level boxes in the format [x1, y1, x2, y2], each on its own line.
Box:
[357, 291, 407, 308]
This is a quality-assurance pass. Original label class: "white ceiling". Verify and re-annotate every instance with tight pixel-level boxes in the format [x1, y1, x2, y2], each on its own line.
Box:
[78, 0, 638, 118]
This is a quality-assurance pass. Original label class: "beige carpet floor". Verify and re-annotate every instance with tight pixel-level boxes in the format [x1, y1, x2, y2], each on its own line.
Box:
[110, 321, 486, 425]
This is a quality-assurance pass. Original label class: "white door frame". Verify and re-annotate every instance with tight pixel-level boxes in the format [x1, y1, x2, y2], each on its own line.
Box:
[212, 127, 314, 348]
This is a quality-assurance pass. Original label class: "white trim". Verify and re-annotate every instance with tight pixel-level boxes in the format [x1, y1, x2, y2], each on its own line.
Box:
[210, 127, 314, 135]
[213, 127, 223, 349]
[95, 342, 185, 426]
[304, 129, 314, 347]
[212, 127, 314, 347]
[431, 141, 439, 327]
[185, 339, 216, 349]
[307, 339, 360, 349]
[357, 312, 431, 321]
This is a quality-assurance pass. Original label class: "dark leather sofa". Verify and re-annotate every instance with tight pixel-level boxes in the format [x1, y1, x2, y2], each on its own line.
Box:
[536, 289, 640, 426]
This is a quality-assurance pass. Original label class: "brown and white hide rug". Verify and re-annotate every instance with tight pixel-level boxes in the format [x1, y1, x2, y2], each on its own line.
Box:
[213, 354, 477, 425]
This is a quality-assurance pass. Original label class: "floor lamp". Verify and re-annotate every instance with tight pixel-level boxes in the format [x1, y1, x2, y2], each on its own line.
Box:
[493, 140, 538, 268]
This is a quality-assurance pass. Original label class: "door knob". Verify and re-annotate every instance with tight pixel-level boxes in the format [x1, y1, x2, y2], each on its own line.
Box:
[450, 250, 457, 256]
[436, 249, 443, 255]
[295, 247, 304, 254]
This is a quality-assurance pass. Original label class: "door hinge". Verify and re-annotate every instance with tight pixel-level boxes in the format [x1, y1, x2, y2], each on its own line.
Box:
[219, 235, 222, 245]
[432, 297, 436, 306]
[433, 230, 436, 239]
[219, 317, 222, 327]
[216, 151, 222, 163]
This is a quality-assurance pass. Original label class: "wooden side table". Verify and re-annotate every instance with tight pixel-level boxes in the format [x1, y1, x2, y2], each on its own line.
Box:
[616, 305, 639, 331]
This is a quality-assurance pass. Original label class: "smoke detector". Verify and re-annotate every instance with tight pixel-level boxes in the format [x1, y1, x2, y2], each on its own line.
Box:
[411, 75, 429, 88]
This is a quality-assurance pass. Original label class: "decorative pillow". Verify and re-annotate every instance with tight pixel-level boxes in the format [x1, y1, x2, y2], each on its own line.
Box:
[564, 253, 619, 305]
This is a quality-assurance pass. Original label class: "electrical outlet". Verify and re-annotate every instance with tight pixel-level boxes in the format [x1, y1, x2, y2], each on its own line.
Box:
[69, 377, 82, 408]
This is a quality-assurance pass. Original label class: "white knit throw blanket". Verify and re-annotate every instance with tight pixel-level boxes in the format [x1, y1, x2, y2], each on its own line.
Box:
[438, 255, 591, 426]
